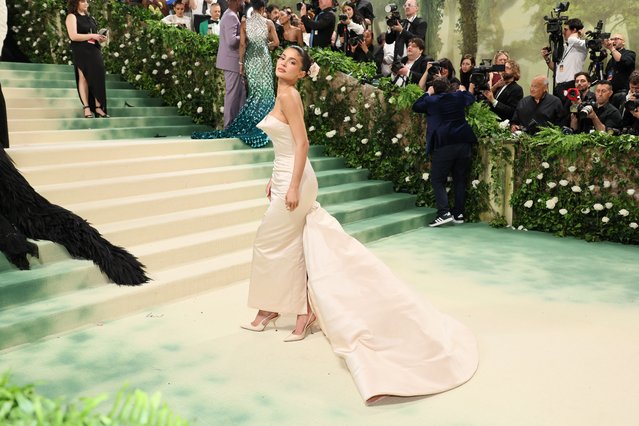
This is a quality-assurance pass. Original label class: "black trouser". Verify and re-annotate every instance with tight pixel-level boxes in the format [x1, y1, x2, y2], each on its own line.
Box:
[430, 143, 472, 217]
[0, 83, 8, 149]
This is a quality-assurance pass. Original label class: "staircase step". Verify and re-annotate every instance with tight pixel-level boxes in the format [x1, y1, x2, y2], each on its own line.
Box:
[0, 78, 133, 90]
[0, 62, 76, 71]
[9, 116, 194, 132]
[2, 87, 153, 99]
[7, 106, 181, 120]
[4, 97, 164, 109]
[326, 192, 418, 224]
[0, 68, 123, 81]
[343, 208, 435, 243]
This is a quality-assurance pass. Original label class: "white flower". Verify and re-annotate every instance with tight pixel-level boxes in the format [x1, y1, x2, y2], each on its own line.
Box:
[135, 74, 141, 81]
[364, 103, 370, 109]
[194, 61, 200, 66]
[142, 58, 147, 63]
[350, 107, 357, 114]
[627, 189, 636, 196]
[581, 208, 590, 214]
[559, 208, 568, 215]
[422, 173, 429, 181]
[593, 155, 601, 163]
[546, 198, 557, 209]
[349, 127, 357, 133]
[525, 179, 532, 184]
[603, 180, 611, 188]
[152, 69, 158, 75]
[172, 61, 177, 66]
[547, 182, 557, 189]
[177, 101, 183, 108]
[388, 97, 395, 104]
[361, 138, 368, 144]
[326, 130, 337, 138]
[630, 222, 638, 229]
[568, 166, 577, 172]
[113, 52, 120, 58]
[404, 146, 411, 153]
[593, 203, 604, 211]
[356, 123, 363, 129]
[308, 126, 315, 132]
[187, 70, 192, 76]
[305, 63, 319, 79]
[194, 88, 200, 93]
[156, 62, 161, 67]
[571, 185, 582, 193]
[196, 107, 203, 113]
[605, 202, 613, 209]
[164, 69, 170, 74]
[536, 173, 544, 180]
[375, 151, 382, 157]
[160, 89, 166, 95]
[619, 209, 630, 217]
[472, 179, 480, 189]
[308, 104, 315, 110]
[125, 59, 129, 65]
[559, 180, 569, 186]
[405, 176, 411, 182]
[391, 137, 398, 144]
[602, 216, 610, 223]
[524, 200, 534, 208]
[541, 162, 550, 169]
[370, 93, 376, 98]
[187, 94, 192, 99]
[314, 108, 321, 116]
[588, 185, 595, 191]
[322, 112, 328, 118]
[343, 116, 351, 122]
[320, 96, 326, 101]
[340, 86, 346, 92]
[161, 54, 168, 59]
[396, 133, 403, 139]
[219, 106, 224, 113]
[150, 38, 156, 44]
[498, 119, 510, 129]
[325, 75, 333, 81]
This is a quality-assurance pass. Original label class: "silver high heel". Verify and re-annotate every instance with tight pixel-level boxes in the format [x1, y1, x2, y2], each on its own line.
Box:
[283, 314, 317, 342]
[240, 313, 280, 332]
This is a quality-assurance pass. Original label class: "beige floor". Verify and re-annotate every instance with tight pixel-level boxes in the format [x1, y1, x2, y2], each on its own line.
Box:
[2, 224, 639, 425]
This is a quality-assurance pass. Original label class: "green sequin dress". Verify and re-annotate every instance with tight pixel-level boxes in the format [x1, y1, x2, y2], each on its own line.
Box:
[192, 13, 275, 148]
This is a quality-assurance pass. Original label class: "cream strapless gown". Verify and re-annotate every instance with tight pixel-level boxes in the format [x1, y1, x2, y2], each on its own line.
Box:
[249, 114, 479, 402]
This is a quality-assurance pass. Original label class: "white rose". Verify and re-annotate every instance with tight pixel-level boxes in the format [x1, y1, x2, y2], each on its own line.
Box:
[537, 173, 543, 180]
[405, 176, 411, 182]
[547, 182, 557, 189]
[322, 112, 328, 118]
[559, 208, 568, 215]
[308, 126, 315, 132]
[187, 70, 192, 76]
[356, 123, 363, 129]
[404, 146, 411, 153]
[142, 58, 147, 63]
[627, 189, 636, 196]
[194, 61, 200, 66]
[164, 69, 170, 74]
[525, 179, 532, 184]
[152, 69, 158, 75]
[135, 74, 141, 81]
[308, 63, 320, 78]
[325, 75, 333, 81]
[593, 203, 604, 211]
[388, 97, 395, 104]
[161, 54, 168, 59]
[326, 130, 337, 138]
[177, 101, 182, 108]
[113, 52, 120, 58]
[472, 179, 480, 188]
[187, 94, 192, 99]
[194, 88, 200, 93]
[422, 173, 429, 181]
[343, 116, 351, 122]
[396, 133, 403, 139]
[571, 185, 582, 192]
[546, 199, 557, 209]
[314, 108, 321, 116]
[541, 162, 550, 169]
[559, 180, 569, 186]
[603, 180, 611, 188]
[601, 216, 610, 223]
[524, 200, 534, 208]
[605, 202, 613, 209]
[219, 106, 224, 113]
[391, 138, 398, 144]
[361, 138, 368, 144]
[349, 127, 357, 133]
[364, 103, 370, 109]
[350, 107, 357, 114]
[375, 151, 382, 157]
[581, 208, 590, 214]
[619, 209, 630, 217]
[568, 166, 577, 172]
[308, 104, 315, 109]
[630, 222, 638, 229]
[588, 185, 595, 191]
[340, 86, 346, 92]
[498, 120, 510, 129]
[160, 89, 165, 95]
[196, 107, 203, 113]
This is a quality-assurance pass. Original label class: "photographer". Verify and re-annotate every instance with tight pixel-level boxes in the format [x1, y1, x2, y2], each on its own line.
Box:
[385, 1, 427, 62]
[300, 0, 336, 48]
[603, 34, 636, 95]
[393, 37, 430, 87]
[334, 2, 365, 56]
[412, 78, 477, 227]
[540, 18, 586, 99]
[418, 57, 458, 92]
[563, 72, 594, 118]
[351, 29, 374, 63]
[619, 71, 639, 131]
[162, 1, 193, 29]
[511, 76, 564, 133]
[569, 81, 621, 133]
[482, 59, 524, 122]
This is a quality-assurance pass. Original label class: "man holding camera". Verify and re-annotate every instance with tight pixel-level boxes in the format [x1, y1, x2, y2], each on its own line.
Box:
[393, 38, 429, 87]
[481, 59, 524, 122]
[569, 81, 622, 133]
[385, 1, 427, 62]
[603, 34, 636, 95]
[541, 18, 586, 100]
[412, 78, 477, 227]
[300, 0, 336, 48]
[511, 75, 564, 133]
[619, 71, 639, 132]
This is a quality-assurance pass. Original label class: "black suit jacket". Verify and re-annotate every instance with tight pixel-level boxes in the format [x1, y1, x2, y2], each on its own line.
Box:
[401, 55, 430, 86]
[385, 16, 427, 60]
[490, 81, 524, 121]
[301, 8, 336, 48]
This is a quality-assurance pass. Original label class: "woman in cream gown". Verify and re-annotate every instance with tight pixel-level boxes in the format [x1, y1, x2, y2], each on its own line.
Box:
[242, 46, 479, 403]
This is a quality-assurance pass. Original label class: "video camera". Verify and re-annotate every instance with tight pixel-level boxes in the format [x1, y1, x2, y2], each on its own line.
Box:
[296, 1, 317, 12]
[543, 2, 570, 35]
[585, 20, 611, 52]
[469, 59, 505, 91]
[385, 4, 401, 27]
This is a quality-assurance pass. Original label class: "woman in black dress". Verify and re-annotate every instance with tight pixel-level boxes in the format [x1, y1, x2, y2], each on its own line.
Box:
[65, 0, 109, 118]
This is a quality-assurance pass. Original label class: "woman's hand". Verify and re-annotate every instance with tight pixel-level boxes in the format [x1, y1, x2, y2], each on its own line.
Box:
[266, 179, 272, 201]
[93, 33, 107, 43]
[285, 186, 300, 212]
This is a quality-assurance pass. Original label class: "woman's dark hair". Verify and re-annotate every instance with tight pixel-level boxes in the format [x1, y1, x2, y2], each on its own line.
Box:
[251, 0, 266, 10]
[342, 2, 364, 25]
[67, 0, 81, 14]
[438, 58, 456, 80]
[287, 45, 312, 73]
[459, 54, 475, 67]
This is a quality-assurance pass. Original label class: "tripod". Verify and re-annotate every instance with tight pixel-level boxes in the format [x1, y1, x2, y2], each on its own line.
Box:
[587, 48, 608, 85]
[547, 31, 565, 93]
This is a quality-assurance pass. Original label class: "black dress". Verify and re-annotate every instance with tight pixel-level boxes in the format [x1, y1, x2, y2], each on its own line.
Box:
[69, 13, 107, 114]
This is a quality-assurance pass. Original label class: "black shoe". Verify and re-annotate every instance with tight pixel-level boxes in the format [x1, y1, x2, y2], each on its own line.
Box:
[453, 214, 464, 224]
[429, 212, 454, 227]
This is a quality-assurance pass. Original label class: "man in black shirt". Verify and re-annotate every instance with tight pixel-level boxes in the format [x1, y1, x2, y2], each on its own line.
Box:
[511, 75, 564, 133]
[569, 81, 622, 133]
[603, 34, 636, 95]
[619, 71, 639, 131]
[385, 0, 427, 62]
[300, 0, 335, 48]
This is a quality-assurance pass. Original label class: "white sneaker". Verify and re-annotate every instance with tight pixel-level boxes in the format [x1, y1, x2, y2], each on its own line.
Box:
[429, 212, 454, 227]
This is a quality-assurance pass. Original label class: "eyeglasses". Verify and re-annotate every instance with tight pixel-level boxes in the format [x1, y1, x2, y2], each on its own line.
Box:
[610, 37, 623, 41]
[403, 3, 416, 8]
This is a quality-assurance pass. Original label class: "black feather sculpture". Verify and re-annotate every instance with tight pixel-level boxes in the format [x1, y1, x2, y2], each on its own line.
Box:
[0, 146, 149, 285]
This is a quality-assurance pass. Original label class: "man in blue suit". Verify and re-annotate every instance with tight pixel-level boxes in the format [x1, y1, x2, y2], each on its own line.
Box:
[412, 78, 477, 227]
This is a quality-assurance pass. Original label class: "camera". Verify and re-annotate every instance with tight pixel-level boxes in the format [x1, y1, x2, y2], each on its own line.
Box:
[349, 33, 364, 47]
[339, 14, 348, 21]
[625, 97, 639, 112]
[385, 4, 401, 27]
[577, 101, 596, 119]
[521, 119, 541, 135]
[98, 28, 109, 37]
[585, 20, 611, 52]
[390, 58, 404, 74]
[427, 61, 442, 76]
[296, 2, 313, 12]
[469, 59, 505, 91]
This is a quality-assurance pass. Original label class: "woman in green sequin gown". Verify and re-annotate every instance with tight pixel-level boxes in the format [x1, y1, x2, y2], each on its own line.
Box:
[192, 2, 279, 148]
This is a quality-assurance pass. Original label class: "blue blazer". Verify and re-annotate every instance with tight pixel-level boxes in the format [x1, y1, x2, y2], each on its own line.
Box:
[412, 90, 477, 155]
